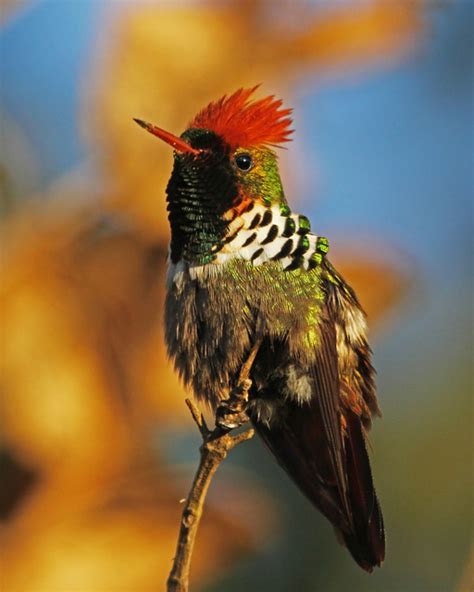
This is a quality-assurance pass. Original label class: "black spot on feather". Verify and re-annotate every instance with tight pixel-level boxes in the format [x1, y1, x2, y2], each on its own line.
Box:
[261, 224, 279, 245]
[260, 209, 273, 227]
[251, 247, 264, 261]
[283, 217, 296, 237]
[242, 232, 257, 247]
[249, 213, 262, 229]
[272, 238, 293, 260]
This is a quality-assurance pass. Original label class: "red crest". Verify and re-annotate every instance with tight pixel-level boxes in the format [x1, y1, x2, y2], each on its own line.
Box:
[189, 86, 293, 149]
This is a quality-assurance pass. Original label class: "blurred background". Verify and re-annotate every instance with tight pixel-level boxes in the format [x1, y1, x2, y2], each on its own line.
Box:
[0, 1, 472, 591]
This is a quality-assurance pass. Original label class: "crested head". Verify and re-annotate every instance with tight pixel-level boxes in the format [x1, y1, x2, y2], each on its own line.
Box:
[135, 88, 314, 267]
[189, 86, 293, 149]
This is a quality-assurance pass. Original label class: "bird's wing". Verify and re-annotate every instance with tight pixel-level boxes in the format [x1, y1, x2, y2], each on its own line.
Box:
[309, 308, 352, 522]
[251, 301, 384, 571]
[324, 259, 381, 426]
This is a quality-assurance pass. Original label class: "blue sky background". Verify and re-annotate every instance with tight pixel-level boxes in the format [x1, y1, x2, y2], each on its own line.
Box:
[1, 1, 98, 180]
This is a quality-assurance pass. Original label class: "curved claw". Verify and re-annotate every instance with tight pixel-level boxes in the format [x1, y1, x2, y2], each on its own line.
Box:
[216, 377, 253, 430]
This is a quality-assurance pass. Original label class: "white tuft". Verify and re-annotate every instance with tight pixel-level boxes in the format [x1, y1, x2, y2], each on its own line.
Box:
[247, 399, 277, 427]
[282, 365, 313, 404]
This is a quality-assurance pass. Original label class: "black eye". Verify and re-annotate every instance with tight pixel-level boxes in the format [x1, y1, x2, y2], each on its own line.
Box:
[235, 153, 253, 171]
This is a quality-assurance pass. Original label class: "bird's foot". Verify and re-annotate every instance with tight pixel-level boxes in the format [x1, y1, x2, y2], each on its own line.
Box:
[216, 378, 252, 430]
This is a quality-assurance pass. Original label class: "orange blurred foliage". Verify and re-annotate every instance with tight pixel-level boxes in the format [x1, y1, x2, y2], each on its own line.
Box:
[1, 467, 255, 592]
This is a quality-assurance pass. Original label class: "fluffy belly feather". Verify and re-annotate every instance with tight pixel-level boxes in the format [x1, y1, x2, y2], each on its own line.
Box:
[165, 258, 324, 409]
[165, 260, 254, 408]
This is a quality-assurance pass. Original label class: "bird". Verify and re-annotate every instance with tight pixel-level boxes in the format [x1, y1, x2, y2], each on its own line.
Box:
[134, 86, 385, 572]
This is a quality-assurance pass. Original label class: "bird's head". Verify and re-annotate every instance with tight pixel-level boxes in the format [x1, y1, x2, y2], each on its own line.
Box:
[135, 87, 293, 265]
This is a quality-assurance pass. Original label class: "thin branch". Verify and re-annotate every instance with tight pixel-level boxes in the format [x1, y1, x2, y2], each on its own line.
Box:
[166, 339, 262, 592]
[185, 399, 208, 438]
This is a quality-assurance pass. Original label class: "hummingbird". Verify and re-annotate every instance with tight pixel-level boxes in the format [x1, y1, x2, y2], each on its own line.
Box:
[134, 87, 385, 572]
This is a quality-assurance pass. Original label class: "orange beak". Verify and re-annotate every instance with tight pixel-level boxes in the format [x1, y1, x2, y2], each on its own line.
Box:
[133, 118, 200, 155]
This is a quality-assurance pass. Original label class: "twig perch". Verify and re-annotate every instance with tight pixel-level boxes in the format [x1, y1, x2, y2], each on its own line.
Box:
[166, 337, 263, 592]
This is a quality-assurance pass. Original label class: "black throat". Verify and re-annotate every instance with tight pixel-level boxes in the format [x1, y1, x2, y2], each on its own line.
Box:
[166, 129, 237, 265]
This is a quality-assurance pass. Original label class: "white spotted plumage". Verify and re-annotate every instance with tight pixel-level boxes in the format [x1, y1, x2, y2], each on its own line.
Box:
[168, 204, 328, 283]
[217, 204, 326, 271]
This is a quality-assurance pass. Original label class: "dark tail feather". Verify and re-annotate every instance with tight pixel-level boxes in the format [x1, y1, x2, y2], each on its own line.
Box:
[341, 410, 385, 572]
[252, 401, 385, 572]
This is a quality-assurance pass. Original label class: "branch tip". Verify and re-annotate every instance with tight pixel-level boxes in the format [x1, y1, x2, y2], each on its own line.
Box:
[185, 398, 208, 437]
